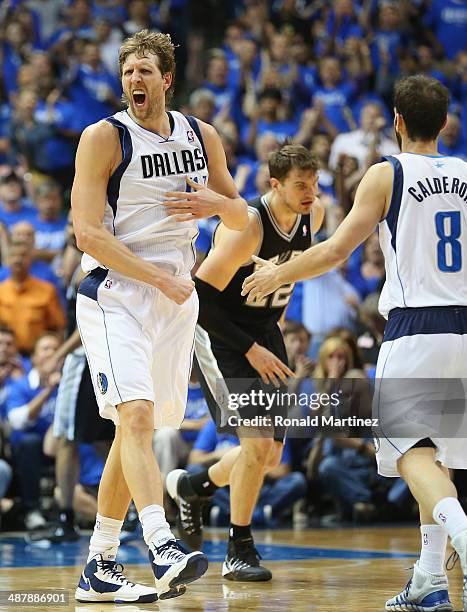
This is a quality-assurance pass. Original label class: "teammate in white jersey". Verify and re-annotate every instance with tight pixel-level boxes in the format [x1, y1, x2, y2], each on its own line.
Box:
[72, 30, 248, 604]
[242, 75, 467, 611]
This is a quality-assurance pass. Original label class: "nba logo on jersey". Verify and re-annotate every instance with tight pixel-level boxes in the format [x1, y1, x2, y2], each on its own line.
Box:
[187, 130, 194, 142]
[302, 225, 308, 237]
[105, 279, 113, 289]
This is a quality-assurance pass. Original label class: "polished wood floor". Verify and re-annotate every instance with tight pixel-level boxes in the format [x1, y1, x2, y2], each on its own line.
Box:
[0, 527, 464, 611]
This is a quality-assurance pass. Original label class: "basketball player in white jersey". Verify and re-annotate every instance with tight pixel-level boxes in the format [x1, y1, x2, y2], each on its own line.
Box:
[242, 75, 467, 611]
[72, 30, 248, 604]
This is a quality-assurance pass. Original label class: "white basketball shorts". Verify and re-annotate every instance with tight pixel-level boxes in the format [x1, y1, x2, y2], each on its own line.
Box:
[76, 268, 198, 429]
[374, 306, 467, 477]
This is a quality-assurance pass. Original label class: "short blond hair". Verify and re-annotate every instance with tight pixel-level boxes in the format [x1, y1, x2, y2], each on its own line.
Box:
[119, 29, 176, 101]
[314, 337, 353, 379]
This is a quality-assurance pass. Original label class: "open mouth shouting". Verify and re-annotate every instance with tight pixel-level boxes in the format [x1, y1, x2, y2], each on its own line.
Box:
[132, 89, 147, 109]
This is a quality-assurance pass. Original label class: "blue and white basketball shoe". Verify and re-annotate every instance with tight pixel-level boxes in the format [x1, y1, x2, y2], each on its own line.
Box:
[385, 561, 453, 611]
[75, 554, 158, 603]
[148, 539, 208, 600]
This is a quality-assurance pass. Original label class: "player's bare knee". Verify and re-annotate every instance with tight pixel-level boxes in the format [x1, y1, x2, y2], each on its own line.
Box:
[240, 436, 274, 466]
[118, 399, 154, 439]
[398, 445, 436, 480]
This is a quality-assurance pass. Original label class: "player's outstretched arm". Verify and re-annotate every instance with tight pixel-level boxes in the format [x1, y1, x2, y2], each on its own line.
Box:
[241, 162, 392, 301]
[163, 121, 248, 230]
[72, 121, 193, 305]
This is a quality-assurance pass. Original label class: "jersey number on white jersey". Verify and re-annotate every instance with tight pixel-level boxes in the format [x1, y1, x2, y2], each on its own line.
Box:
[435, 211, 462, 273]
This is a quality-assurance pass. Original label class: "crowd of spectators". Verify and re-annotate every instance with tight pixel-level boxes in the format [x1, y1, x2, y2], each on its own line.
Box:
[0, 0, 466, 534]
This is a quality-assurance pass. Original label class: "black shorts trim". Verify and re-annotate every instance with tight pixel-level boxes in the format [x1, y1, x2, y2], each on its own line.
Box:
[410, 438, 437, 450]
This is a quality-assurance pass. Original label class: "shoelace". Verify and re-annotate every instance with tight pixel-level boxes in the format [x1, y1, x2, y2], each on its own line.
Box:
[157, 541, 187, 563]
[401, 577, 412, 601]
[179, 499, 203, 535]
[233, 539, 262, 567]
[446, 550, 459, 571]
[230, 558, 250, 571]
[96, 558, 134, 586]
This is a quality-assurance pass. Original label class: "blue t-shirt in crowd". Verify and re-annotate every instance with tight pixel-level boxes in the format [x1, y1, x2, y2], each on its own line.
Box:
[182, 383, 209, 443]
[79, 443, 104, 486]
[67, 64, 121, 130]
[296, 65, 319, 106]
[371, 30, 403, 74]
[6, 369, 57, 444]
[256, 118, 299, 142]
[0, 104, 12, 165]
[31, 213, 67, 251]
[195, 217, 218, 255]
[227, 52, 261, 92]
[47, 25, 95, 49]
[0, 203, 37, 229]
[326, 11, 364, 48]
[313, 83, 356, 133]
[345, 268, 383, 300]
[424, 0, 467, 59]
[202, 82, 236, 115]
[0, 374, 17, 422]
[92, 3, 127, 24]
[193, 419, 239, 453]
[439, 139, 467, 160]
[2, 43, 23, 97]
[33, 100, 80, 171]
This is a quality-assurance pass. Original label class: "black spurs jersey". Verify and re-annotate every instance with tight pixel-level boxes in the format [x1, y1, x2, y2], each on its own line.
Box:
[214, 194, 313, 334]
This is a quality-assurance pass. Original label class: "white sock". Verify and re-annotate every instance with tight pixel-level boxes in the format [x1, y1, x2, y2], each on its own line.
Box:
[87, 514, 123, 562]
[433, 497, 467, 539]
[139, 504, 174, 548]
[419, 524, 448, 575]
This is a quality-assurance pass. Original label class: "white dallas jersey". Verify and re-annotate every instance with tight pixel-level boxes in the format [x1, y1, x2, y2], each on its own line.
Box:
[379, 153, 467, 317]
[82, 110, 208, 276]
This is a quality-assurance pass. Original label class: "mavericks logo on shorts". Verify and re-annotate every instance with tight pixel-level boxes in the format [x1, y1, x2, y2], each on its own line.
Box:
[373, 435, 380, 453]
[97, 372, 108, 395]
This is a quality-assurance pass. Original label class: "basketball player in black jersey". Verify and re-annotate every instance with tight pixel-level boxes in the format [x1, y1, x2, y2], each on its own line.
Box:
[167, 144, 324, 581]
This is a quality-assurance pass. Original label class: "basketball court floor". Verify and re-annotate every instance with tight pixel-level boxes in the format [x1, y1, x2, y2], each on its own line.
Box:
[0, 526, 464, 611]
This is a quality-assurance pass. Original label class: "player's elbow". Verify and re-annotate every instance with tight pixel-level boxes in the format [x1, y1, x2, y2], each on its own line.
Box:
[327, 241, 348, 268]
[235, 203, 249, 230]
[222, 199, 249, 231]
[75, 228, 90, 253]
[75, 226, 99, 255]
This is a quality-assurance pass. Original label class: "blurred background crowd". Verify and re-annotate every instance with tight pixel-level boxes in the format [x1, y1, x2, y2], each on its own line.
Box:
[0, 0, 466, 537]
